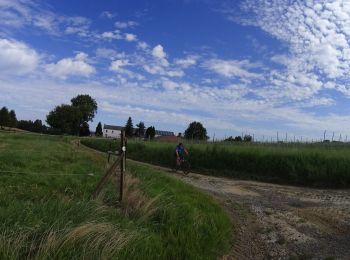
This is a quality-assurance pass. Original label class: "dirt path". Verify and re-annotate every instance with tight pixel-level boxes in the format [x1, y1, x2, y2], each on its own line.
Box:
[132, 160, 350, 259]
[174, 172, 350, 259]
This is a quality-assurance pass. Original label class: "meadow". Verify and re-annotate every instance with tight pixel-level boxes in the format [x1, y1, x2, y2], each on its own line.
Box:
[0, 132, 231, 259]
[81, 138, 350, 187]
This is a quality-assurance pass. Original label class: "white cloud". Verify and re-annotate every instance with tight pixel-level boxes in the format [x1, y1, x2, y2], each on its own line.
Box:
[175, 55, 198, 68]
[45, 52, 95, 79]
[109, 59, 129, 71]
[100, 11, 116, 19]
[115, 21, 138, 29]
[101, 31, 123, 40]
[0, 0, 92, 36]
[96, 48, 118, 59]
[125, 33, 137, 42]
[204, 58, 261, 80]
[152, 44, 167, 59]
[236, 0, 350, 84]
[0, 38, 39, 75]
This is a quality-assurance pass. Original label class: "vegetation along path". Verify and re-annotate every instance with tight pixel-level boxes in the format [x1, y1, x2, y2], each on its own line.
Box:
[135, 161, 350, 259]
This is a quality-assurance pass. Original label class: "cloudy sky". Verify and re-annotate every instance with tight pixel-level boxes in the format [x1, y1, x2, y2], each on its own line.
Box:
[1, 0, 350, 140]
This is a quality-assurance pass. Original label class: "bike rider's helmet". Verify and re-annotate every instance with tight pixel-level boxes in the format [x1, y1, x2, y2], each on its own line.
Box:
[179, 142, 183, 146]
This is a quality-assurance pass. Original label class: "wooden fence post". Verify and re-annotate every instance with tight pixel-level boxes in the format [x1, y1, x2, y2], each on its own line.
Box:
[119, 130, 126, 201]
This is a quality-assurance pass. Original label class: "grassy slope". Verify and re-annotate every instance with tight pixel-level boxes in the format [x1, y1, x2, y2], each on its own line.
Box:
[81, 138, 350, 187]
[0, 133, 231, 259]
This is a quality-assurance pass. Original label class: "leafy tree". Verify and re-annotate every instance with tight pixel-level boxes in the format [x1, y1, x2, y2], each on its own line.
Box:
[125, 117, 134, 137]
[234, 136, 243, 142]
[9, 110, 17, 127]
[79, 122, 90, 136]
[46, 104, 81, 135]
[224, 136, 234, 142]
[184, 121, 208, 140]
[243, 134, 253, 142]
[46, 95, 98, 135]
[136, 121, 145, 137]
[17, 120, 48, 133]
[145, 126, 156, 139]
[71, 94, 98, 123]
[95, 122, 103, 136]
[0, 107, 10, 127]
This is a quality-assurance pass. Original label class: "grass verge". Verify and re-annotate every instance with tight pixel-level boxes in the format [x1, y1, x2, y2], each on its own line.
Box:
[0, 132, 231, 259]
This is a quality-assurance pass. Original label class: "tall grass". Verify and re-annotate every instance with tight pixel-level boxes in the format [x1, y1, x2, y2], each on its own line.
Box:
[81, 138, 350, 187]
[0, 133, 231, 259]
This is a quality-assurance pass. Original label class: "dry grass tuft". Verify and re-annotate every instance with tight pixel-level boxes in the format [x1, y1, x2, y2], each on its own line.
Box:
[119, 173, 159, 222]
[0, 222, 134, 259]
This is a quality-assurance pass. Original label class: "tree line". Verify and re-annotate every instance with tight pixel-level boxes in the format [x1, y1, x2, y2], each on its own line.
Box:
[1, 94, 212, 141]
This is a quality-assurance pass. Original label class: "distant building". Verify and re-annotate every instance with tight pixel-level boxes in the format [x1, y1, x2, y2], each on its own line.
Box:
[103, 124, 174, 138]
[103, 124, 124, 138]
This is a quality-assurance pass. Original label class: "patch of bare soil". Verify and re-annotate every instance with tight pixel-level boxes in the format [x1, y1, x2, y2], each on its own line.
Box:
[169, 172, 350, 259]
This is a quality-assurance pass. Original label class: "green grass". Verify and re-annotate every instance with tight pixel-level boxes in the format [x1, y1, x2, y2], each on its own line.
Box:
[81, 138, 350, 187]
[0, 132, 231, 259]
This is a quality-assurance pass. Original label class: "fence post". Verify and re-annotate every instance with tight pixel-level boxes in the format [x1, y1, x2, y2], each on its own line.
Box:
[119, 130, 126, 201]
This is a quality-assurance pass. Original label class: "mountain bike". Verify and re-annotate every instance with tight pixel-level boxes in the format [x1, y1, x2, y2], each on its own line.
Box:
[174, 156, 191, 175]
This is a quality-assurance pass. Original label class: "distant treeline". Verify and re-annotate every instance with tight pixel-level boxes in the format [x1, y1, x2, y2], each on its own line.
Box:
[0, 94, 96, 136]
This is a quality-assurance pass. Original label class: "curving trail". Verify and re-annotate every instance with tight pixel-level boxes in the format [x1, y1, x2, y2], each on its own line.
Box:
[173, 172, 350, 259]
[132, 160, 350, 259]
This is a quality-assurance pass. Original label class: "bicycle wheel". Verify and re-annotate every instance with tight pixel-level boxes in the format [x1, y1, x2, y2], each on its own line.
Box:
[181, 160, 190, 175]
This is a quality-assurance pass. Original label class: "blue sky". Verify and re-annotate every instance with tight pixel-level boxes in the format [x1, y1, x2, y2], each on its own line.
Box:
[1, 0, 350, 141]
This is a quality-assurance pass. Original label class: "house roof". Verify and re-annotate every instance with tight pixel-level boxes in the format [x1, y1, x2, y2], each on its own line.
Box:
[103, 124, 124, 131]
[155, 130, 174, 136]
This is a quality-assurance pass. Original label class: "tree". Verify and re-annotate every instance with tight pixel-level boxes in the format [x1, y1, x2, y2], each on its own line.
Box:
[234, 136, 243, 142]
[0, 107, 10, 127]
[243, 134, 252, 142]
[9, 110, 17, 127]
[136, 121, 145, 137]
[125, 117, 134, 137]
[79, 122, 90, 136]
[46, 104, 82, 135]
[46, 95, 98, 135]
[184, 121, 208, 140]
[71, 94, 98, 123]
[17, 120, 47, 133]
[95, 122, 103, 136]
[145, 126, 156, 140]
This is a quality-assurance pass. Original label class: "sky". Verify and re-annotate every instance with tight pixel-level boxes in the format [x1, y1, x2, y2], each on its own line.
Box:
[1, 0, 350, 141]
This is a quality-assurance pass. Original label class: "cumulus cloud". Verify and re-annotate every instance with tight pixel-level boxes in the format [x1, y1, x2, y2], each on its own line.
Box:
[152, 44, 167, 59]
[45, 52, 95, 79]
[115, 21, 138, 29]
[125, 33, 137, 42]
[0, 38, 39, 75]
[101, 31, 123, 40]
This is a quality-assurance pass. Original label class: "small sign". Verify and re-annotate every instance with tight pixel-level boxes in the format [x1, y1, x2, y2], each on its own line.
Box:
[122, 146, 126, 152]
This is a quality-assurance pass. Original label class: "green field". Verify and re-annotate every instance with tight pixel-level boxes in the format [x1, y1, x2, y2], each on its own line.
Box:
[81, 138, 350, 187]
[0, 132, 231, 259]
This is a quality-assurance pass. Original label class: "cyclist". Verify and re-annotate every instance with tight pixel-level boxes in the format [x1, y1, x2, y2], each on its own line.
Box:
[175, 142, 188, 167]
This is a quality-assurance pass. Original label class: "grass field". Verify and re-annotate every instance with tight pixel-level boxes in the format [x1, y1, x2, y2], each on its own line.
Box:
[0, 132, 231, 259]
[81, 138, 350, 187]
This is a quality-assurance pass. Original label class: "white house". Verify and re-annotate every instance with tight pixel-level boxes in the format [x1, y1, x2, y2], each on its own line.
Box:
[103, 124, 123, 138]
[103, 124, 175, 138]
